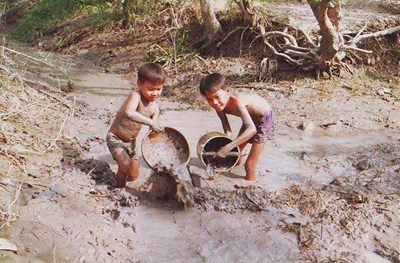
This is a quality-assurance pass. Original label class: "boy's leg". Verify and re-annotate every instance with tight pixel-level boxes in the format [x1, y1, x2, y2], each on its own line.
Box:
[127, 140, 139, 182]
[237, 141, 249, 166]
[245, 143, 265, 181]
[111, 148, 131, 188]
[127, 158, 139, 182]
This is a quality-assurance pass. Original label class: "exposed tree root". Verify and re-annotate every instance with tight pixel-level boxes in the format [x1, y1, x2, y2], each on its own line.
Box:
[231, 0, 400, 79]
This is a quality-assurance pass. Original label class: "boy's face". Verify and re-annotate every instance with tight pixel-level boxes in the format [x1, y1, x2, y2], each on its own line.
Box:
[204, 89, 230, 112]
[138, 80, 163, 102]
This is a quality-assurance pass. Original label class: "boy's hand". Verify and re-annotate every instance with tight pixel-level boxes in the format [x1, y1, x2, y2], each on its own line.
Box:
[213, 145, 231, 159]
[151, 123, 164, 133]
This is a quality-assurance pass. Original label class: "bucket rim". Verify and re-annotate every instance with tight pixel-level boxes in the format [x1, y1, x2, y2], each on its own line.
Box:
[197, 132, 240, 171]
[141, 126, 191, 170]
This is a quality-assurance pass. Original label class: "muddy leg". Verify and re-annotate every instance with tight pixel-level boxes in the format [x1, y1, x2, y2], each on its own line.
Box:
[116, 168, 129, 188]
[127, 158, 139, 182]
[237, 141, 249, 166]
[111, 148, 131, 188]
[245, 143, 265, 181]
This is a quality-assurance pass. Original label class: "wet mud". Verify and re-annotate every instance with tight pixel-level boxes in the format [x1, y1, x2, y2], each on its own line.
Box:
[1, 28, 399, 262]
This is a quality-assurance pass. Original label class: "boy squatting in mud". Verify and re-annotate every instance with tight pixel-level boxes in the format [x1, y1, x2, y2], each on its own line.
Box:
[107, 63, 166, 188]
[199, 73, 274, 181]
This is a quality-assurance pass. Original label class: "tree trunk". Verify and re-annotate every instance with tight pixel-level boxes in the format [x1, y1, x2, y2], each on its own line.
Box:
[236, 0, 256, 26]
[199, 0, 223, 44]
[307, 0, 341, 68]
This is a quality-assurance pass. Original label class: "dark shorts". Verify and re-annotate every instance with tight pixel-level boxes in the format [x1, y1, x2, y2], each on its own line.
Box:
[239, 111, 274, 144]
[106, 132, 137, 160]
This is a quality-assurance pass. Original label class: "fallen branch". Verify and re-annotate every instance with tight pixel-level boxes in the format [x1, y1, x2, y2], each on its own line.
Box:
[354, 22, 368, 40]
[217, 26, 249, 48]
[340, 45, 373, 54]
[262, 31, 298, 47]
[235, 83, 283, 92]
[2, 46, 56, 67]
[258, 25, 303, 66]
[352, 25, 400, 45]
[299, 28, 318, 48]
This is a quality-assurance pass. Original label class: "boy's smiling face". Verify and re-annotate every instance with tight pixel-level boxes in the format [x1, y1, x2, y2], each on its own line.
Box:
[204, 88, 230, 112]
[138, 80, 163, 102]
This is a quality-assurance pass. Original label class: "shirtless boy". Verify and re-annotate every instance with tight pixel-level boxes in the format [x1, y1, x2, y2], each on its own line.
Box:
[107, 63, 167, 188]
[199, 73, 274, 181]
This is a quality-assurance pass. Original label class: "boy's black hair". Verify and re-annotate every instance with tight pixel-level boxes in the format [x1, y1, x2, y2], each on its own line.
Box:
[138, 63, 167, 84]
[199, 73, 227, 96]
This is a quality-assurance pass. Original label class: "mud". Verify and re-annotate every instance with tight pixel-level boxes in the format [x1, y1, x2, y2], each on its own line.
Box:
[140, 127, 194, 208]
[1, 8, 399, 262]
[195, 185, 271, 213]
[152, 164, 195, 208]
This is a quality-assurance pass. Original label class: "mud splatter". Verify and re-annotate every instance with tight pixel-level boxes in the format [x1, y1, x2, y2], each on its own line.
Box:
[195, 185, 272, 213]
[153, 164, 195, 208]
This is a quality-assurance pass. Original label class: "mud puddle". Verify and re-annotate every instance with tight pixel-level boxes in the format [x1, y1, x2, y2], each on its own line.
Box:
[1, 35, 399, 262]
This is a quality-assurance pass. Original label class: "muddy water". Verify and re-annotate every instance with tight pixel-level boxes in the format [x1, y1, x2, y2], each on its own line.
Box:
[68, 63, 398, 262]
[2, 36, 399, 262]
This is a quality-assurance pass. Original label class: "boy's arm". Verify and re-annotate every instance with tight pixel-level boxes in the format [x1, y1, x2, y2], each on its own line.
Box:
[215, 100, 256, 158]
[151, 105, 160, 121]
[216, 111, 232, 137]
[150, 105, 163, 132]
[125, 92, 158, 129]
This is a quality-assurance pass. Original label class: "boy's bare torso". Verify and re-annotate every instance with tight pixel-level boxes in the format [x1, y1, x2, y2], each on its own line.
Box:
[224, 92, 271, 120]
[109, 92, 158, 142]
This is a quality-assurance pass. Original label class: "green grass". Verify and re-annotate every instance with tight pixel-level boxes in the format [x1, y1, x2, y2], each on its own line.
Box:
[81, 8, 122, 30]
[146, 28, 199, 72]
[12, 0, 125, 42]
[11, 0, 163, 42]
[13, 0, 83, 42]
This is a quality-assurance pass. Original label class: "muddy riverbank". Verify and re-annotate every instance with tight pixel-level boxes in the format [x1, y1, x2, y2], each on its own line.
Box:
[1, 10, 400, 263]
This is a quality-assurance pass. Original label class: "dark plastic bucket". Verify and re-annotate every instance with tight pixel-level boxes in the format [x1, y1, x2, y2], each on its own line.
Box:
[197, 131, 240, 171]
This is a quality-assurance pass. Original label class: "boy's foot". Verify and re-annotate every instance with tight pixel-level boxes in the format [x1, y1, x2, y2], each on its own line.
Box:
[245, 175, 256, 181]
[126, 176, 138, 182]
[114, 182, 126, 188]
[115, 174, 128, 188]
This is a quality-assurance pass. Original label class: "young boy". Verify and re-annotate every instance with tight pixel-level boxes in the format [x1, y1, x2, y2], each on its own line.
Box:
[107, 63, 166, 188]
[199, 73, 274, 181]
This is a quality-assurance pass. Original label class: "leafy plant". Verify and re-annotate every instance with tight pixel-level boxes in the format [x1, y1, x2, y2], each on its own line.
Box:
[146, 28, 199, 73]
[13, 0, 83, 42]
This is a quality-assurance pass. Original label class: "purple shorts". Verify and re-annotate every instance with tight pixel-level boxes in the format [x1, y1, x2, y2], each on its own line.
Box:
[239, 111, 274, 144]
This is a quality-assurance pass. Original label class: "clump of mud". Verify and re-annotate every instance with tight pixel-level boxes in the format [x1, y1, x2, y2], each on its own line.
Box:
[101, 189, 140, 231]
[152, 164, 195, 208]
[195, 185, 271, 213]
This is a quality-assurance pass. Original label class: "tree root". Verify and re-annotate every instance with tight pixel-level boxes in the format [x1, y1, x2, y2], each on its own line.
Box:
[232, 0, 400, 78]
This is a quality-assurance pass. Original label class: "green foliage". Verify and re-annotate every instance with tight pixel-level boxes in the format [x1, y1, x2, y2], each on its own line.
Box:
[81, 7, 122, 30]
[12, 0, 122, 42]
[146, 28, 199, 73]
[127, 0, 160, 16]
[13, 0, 83, 42]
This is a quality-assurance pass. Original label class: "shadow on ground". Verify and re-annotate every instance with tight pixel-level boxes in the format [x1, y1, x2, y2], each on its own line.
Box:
[57, 140, 116, 187]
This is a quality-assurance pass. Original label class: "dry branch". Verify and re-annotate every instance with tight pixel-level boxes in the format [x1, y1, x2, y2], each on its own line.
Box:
[231, 0, 399, 76]
[217, 26, 249, 48]
[352, 25, 400, 45]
